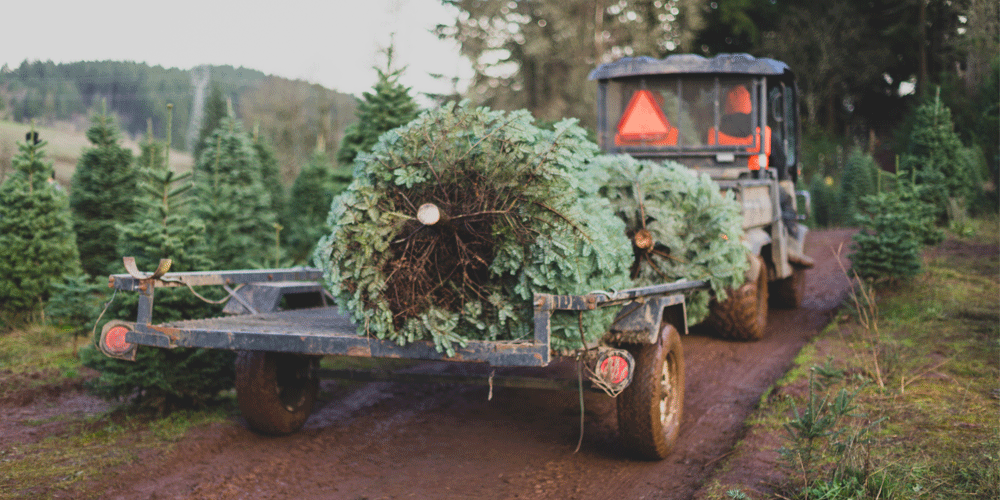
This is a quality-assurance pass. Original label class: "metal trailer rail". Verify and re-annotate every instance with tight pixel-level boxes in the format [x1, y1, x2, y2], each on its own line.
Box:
[101, 263, 708, 368]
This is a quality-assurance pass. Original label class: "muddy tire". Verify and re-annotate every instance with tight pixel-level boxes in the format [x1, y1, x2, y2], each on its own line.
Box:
[235, 351, 319, 435]
[770, 266, 805, 309]
[708, 256, 769, 341]
[616, 323, 685, 460]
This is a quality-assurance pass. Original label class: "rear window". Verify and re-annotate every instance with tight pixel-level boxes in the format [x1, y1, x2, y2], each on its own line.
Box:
[600, 76, 758, 151]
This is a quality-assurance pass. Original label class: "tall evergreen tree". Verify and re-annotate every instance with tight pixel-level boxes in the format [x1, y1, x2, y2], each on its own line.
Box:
[902, 94, 980, 218]
[252, 125, 286, 219]
[81, 123, 235, 413]
[0, 129, 82, 316]
[70, 106, 137, 277]
[337, 45, 419, 165]
[285, 144, 349, 263]
[193, 84, 227, 162]
[190, 113, 276, 269]
[119, 134, 214, 286]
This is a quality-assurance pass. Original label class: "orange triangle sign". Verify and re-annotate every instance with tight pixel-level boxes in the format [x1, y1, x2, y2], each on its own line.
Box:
[617, 90, 671, 141]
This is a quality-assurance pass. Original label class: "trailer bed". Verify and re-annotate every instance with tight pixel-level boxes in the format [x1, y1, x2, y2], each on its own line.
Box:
[104, 264, 707, 367]
[125, 306, 552, 366]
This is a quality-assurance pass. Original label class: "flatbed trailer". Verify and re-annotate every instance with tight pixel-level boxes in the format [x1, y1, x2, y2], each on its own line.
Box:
[99, 261, 707, 460]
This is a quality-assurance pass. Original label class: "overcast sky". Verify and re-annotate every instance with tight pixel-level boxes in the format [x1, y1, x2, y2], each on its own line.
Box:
[0, 0, 471, 98]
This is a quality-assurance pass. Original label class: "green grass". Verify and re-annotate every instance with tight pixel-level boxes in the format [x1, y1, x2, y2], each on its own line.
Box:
[0, 407, 231, 500]
[0, 325, 233, 500]
[0, 324, 81, 376]
[709, 216, 999, 499]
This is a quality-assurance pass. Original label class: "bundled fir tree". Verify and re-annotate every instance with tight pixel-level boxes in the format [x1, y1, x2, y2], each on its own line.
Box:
[336, 45, 420, 166]
[80, 126, 235, 411]
[587, 155, 749, 324]
[0, 128, 82, 318]
[285, 145, 347, 263]
[190, 113, 276, 269]
[69, 107, 137, 277]
[315, 102, 631, 354]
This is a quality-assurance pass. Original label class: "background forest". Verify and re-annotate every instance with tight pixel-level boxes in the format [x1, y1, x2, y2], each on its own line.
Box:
[0, 61, 358, 185]
[1, 0, 996, 190]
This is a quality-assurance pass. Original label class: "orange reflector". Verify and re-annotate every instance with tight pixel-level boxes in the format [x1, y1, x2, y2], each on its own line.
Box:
[616, 90, 674, 143]
[599, 355, 630, 385]
[105, 326, 132, 353]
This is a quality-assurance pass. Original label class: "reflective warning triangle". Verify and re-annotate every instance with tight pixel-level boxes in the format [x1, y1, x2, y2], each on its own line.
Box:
[617, 90, 671, 140]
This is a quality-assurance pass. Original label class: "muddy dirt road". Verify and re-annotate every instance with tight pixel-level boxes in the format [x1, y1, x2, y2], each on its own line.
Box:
[95, 229, 854, 500]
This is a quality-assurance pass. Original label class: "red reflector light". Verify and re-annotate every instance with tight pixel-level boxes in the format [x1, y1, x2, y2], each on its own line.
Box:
[105, 326, 132, 353]
[599, 355, 630, 385]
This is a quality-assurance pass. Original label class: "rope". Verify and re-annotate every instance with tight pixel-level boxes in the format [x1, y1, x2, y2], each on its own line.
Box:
[184, 281, 236, 305]
[574, 353, 585, 454]
[90, 288, 118, 341]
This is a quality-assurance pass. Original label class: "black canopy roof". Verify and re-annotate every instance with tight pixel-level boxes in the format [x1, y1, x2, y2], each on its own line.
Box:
[588, 53, 791, 81]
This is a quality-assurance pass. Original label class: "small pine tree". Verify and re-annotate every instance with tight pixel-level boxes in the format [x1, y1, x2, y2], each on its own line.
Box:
[190, 113, 277, 270]
[70, 106, 137, 277]
[849, 178, 942, 284]
[336, 45, 420, 166]
[0, 128, 82, 316]
[285, 148, 347, 263]
[834, 149, 878, 226]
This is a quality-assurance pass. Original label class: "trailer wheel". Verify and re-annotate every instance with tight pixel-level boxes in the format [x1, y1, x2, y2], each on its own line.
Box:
[708, 255, 769, 341]
[235, 351, 319, 435]
[770, 266, 805, 309]
[616, 323, 685, 460]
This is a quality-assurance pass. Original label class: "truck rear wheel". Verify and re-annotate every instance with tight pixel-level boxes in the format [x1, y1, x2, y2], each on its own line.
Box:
[616, 323, 685, 460]
[235, 351, 319, 435]
[770, 266, 805, 309]
[708, 255, 769, 341]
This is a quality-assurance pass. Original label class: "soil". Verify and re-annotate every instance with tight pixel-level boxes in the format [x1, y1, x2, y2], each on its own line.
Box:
[1, 229, 856, 500]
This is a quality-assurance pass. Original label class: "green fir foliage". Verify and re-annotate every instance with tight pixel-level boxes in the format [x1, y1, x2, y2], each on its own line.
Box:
[807, 174, 837, 227]
[82, 131, 234, 411]
[0, 131, 81, 316]
[315, 102, 631, 354]
[849, 179, 943, 283]
[588, 155, 749, 324]
[336, 45, 419, 166]
[252, 133, 286, 219]
[285, 151, 347, 263]
[193, 84, 227, 161]
[69, 109, 137, 277]
[834, 148, 879, 226]
[190, 115, 276, 269]
[116, 133, 217, 322]
[902, 95, 980, 219]
[45, 273, 105, 345]
[80, 345, 235, 412]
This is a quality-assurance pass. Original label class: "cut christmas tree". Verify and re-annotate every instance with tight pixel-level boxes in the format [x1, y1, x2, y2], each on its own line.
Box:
[587, 155, 749, 324]
[315, 102, 631, 355]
